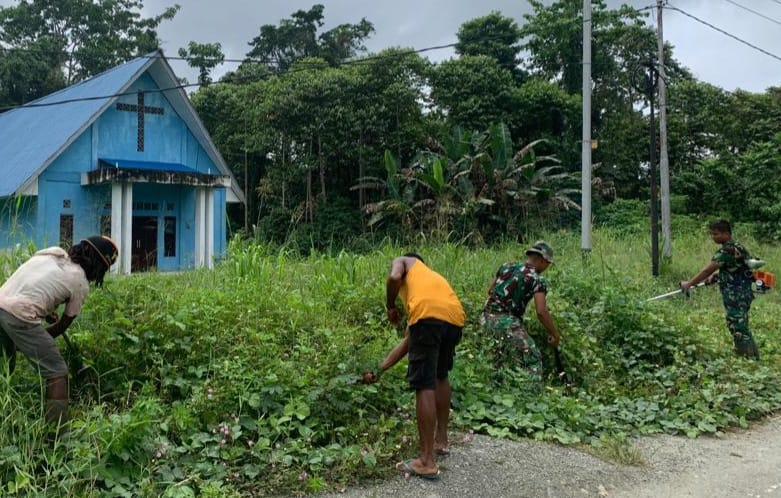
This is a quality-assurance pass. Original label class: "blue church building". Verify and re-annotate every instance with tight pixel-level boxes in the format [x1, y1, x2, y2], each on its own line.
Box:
[0, 50, 243, 273]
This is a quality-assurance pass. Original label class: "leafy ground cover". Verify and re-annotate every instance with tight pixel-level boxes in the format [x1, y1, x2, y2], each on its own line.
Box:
[1, 221, 780, 496]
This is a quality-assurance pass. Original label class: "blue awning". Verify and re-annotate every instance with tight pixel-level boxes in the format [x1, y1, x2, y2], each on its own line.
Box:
[99, 158, 200, 174]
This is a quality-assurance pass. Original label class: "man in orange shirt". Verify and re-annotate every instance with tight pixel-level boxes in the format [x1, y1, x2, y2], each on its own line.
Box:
[363, 252, 465, 480]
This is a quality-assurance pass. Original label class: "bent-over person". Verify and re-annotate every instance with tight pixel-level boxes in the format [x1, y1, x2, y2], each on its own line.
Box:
[481, 241, 561, 379]
[0, 236, 118, 428]
[363, 252, 465, 480]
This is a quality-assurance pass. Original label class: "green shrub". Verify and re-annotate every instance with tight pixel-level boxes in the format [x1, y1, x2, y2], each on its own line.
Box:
[594, 198, 647, 234]
[2, 223, 780, 495]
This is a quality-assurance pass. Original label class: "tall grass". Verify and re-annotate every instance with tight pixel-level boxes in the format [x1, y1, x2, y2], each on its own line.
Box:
[0, 220, 779, 496]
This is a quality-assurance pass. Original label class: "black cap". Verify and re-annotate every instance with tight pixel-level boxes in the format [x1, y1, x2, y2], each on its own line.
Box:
[82, 235, 119, 270]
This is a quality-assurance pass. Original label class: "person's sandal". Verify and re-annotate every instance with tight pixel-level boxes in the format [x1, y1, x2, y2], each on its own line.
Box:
[396, 459, 441, 480]
[435, 447, 450, 457]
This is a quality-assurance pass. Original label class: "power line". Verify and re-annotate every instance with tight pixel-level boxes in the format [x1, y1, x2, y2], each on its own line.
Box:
[0, 46, 638, 114]
[0, 3, 664, 114]
[0, 41, 455, 112]
[0, 11, 647, 112]
[0, 4, 657, 66]
[0, 40, 458, 113]
[722, 0, 781, 27]
[0, 38, 470, 66]
[666, 4, 781, 63]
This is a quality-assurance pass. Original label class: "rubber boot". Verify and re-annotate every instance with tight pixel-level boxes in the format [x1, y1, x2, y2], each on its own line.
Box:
[0, 332, 16, 375]
[45, 376, 69, 439]
[734, 334, 760, 361]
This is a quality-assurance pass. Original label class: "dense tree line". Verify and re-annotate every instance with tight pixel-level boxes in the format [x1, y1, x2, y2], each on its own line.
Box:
[2, 0, 780, 246]
[0, 0, 178, 107]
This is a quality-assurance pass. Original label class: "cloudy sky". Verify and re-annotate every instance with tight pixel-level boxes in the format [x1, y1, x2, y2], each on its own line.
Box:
[2, 0, 780, 92]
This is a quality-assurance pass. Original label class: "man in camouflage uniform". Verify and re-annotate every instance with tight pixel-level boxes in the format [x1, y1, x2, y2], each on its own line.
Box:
[681, 219, 759, 359]
[481, 241, 561, 378]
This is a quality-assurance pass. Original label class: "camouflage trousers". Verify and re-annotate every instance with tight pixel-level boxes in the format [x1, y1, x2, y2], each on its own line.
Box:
[480, 312, 542, 377]
[722, 288, 758, 360]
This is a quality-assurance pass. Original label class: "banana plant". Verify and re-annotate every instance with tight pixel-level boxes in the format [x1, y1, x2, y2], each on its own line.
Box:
[354, 123, 580, 236]
[351, 150, 419, 230]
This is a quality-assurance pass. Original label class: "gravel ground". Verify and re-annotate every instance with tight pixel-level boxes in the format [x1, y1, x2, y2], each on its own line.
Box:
[315, 414, 781, 498]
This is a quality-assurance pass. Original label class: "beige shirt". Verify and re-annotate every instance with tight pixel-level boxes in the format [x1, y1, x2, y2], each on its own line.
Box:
[0, 247, 89, 324]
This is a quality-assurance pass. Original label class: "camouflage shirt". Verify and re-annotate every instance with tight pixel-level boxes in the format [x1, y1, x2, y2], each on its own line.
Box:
[483, 262, 547, 319]
[712, 240, 753, 291]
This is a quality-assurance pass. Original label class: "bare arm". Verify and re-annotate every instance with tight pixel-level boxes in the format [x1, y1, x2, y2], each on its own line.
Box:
[46, 314, 76, 339]
[486, 277, 498, 295]
[362, 327, 411, 383]
[386, 257, 410, 326]
[533, 292, 560, 347]
[681, 261, 720, 292]
[379, 327, 410, 372]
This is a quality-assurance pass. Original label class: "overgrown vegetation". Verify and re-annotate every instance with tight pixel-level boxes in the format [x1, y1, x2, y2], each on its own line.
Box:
[0, 219, 779, 496]
[193, 1, 781, 248]
[2, 2, 781, 495]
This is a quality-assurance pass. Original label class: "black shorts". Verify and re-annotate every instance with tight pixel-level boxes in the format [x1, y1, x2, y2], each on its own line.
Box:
[406, 319, 463, 390]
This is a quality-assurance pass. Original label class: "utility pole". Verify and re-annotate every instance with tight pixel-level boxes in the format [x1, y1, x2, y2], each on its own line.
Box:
[657, 0, 672, 259]
[581, 0, 592, 257]
[645, 64, 660, 277]
[244, 147, 248, 233]
[632, 61, 660, 276]
[243, 114, 249, 233]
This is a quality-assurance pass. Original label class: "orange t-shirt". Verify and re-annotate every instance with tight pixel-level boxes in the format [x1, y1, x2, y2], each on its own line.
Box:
[399, 261, 466, 327]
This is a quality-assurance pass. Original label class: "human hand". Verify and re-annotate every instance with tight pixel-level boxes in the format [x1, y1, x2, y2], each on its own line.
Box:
[44, 312, 59, 324]
[360, 370, 380, 384]
[548, 334, 560, 348]
[679, 280, 691, 293]
[387, 306, 402, 327]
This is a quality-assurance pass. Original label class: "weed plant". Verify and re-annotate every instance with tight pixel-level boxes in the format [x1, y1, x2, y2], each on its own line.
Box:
[0, 220, 780, 496]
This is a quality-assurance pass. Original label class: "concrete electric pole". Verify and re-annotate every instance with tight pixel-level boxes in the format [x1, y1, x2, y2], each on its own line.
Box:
[657, 0, 672, 259]
[581, 0, 593, 257]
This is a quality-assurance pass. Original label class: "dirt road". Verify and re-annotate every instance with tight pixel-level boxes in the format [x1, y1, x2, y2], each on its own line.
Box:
[317, 414, 781, 498]
[627, 414, 781, 498]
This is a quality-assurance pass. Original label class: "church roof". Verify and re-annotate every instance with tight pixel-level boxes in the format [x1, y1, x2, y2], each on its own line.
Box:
[0, 50, 243, 202]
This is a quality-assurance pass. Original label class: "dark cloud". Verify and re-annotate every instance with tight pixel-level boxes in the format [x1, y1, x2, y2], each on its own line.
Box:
[144, 0, 779, 92]
[148, 0, 530, 81]
[1, 0, 778, 91]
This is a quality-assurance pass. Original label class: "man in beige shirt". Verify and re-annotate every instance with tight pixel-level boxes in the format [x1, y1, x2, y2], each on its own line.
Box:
[0, 235, 118, 428]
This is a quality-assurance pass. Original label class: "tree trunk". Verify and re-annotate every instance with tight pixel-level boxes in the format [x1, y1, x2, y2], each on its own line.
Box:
[318, 134, 326, 203]
[307, 169, 314, 223]
[281, 137, 287, 209]
[358, 133, 365, 209]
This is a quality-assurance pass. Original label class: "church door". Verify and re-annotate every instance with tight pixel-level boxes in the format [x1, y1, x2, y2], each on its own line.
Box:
[131, 216, 158, 271]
